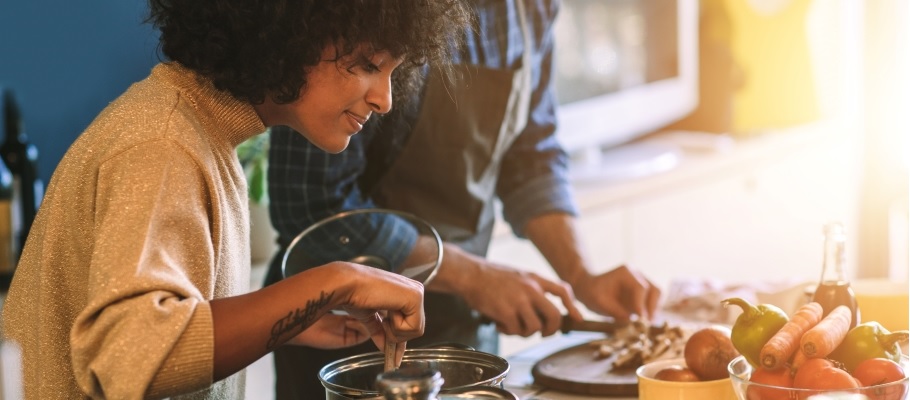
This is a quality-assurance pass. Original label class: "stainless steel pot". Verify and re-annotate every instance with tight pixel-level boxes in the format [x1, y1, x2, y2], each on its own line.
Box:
[319, 348, 511, 400]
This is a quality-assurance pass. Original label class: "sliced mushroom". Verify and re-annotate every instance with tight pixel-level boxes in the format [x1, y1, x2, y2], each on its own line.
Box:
[586, 321, 692, 371]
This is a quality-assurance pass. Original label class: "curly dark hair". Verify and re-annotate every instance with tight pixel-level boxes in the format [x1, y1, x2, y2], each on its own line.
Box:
[147, 0, 471, 106]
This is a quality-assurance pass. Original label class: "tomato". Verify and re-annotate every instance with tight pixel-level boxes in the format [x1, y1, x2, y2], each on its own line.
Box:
[747, 366, 794, 400]
[852, 358, 907, 400]
[793, 358, 861, 399]
[853, 358, 906, 386]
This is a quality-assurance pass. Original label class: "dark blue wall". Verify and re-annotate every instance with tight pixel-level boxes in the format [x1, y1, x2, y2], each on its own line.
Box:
[0, 1, 159, 185]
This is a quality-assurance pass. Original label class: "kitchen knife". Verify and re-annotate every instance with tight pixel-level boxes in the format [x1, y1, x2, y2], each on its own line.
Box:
[480, 314, 638, 335]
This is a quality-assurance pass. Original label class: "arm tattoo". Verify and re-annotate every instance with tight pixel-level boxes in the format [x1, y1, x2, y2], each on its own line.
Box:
[267, 291, 335, 349]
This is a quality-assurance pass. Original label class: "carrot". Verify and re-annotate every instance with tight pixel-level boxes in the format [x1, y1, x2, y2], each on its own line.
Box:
[800, 305, 852, 358]
[789, 348, 809, 377]
[760, 302, 824, 369]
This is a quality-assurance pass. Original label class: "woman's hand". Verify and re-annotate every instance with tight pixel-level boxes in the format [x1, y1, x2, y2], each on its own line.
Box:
[285, 313, 374, 348]
[286, 305, 411, 368]
[211, 261, 424, 380]
[338, 263, 426, 344]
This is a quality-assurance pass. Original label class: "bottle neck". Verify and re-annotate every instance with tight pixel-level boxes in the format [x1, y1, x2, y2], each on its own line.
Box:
[3, 89, 25, 146]
[820, 225, 848, 284]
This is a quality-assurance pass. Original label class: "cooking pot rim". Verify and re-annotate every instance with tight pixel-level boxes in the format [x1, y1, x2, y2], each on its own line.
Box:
[319, 348, 510, 397]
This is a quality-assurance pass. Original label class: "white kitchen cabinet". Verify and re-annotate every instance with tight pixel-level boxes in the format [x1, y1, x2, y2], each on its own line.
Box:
[626, 129, 860, 288]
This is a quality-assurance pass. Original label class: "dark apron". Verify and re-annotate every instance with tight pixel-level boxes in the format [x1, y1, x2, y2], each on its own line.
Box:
[270, 2, 534, 397]
[370, 0, 534, 354]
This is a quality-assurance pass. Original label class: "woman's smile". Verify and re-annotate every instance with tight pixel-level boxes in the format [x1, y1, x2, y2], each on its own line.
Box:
[344, 111, 369, 133]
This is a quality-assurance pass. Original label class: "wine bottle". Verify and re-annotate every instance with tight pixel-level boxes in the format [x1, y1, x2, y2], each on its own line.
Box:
[1, 88, 43, 259]
[811, 222, 860, 329]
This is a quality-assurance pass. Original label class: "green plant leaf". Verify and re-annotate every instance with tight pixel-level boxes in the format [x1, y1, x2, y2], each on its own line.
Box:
[237, 129, 270, 204]
[248, 161, 266, 204]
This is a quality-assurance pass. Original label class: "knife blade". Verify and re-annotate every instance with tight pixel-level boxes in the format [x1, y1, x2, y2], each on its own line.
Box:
[481, 314, 640, 335]
[560, 315, 627, 335]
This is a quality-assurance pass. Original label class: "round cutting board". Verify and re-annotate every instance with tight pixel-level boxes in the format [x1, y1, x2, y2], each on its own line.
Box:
[531, 341, 639, 396]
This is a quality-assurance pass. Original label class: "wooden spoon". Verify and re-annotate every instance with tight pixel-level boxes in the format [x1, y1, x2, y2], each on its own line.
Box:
[382, 318, 403, 372]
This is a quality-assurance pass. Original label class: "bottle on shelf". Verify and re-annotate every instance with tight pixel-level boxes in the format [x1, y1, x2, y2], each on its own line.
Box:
[1, 88, 43, 260]
[810, 222, 859, 329]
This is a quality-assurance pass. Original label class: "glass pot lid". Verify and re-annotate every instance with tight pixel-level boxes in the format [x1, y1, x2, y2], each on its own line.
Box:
[281, 208, 443, 285]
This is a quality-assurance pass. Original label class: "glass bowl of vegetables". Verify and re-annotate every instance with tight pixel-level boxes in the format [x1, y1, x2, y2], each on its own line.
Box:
[728, 354, 909, 400]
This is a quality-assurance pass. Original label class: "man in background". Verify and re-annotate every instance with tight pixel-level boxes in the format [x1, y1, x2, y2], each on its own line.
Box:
[265, 0, 662, 396]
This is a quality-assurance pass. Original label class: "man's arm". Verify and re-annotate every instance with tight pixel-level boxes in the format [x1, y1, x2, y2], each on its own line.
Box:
[495, 0, 661, 322]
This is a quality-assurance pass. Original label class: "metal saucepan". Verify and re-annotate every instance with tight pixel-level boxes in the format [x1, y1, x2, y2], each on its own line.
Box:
[319, 348, 511, 400]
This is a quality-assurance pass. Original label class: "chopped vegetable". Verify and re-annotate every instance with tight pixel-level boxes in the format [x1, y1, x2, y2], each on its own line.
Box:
[587, 321, 687, 370]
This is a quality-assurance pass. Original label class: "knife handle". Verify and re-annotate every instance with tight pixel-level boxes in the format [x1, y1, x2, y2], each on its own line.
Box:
[560, 316, 620, 334]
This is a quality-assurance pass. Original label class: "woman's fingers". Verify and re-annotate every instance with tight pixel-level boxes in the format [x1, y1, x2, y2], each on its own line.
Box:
[342, 263, 426, 344]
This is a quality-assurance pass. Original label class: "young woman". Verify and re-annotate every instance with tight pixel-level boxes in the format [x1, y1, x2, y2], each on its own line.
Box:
[1, 1, 470, 399]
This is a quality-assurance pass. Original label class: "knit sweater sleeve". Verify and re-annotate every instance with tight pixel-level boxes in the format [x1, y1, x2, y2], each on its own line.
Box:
[70, 139, 218, 399]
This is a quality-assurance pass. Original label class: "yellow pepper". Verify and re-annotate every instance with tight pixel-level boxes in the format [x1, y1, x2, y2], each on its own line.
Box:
[828, 321, 909, 373]
[722, 297, 789, 368]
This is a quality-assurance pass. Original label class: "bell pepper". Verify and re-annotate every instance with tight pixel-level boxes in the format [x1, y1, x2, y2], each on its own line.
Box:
[828, 321, 909, 373]
[722, 297, 789, 368]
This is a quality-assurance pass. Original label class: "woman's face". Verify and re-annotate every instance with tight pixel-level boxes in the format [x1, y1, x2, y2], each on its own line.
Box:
[255, 44, 403, 153]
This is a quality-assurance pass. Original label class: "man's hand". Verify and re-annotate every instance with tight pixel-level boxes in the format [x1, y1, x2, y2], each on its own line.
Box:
[571, 264, 661, 323]
[429, 244, 583, 337]
[522, 213, 662, 324]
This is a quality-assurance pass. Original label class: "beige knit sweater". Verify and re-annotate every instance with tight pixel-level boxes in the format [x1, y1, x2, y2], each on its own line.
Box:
[2, 62, 265, 399]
